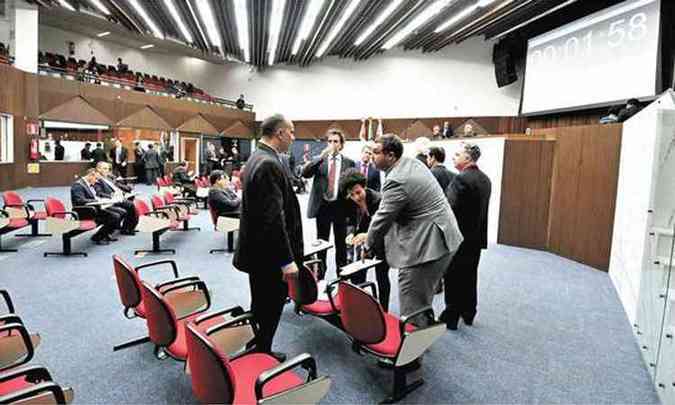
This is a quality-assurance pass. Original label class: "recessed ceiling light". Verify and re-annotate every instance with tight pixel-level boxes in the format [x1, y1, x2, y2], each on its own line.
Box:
[196, 0, 222, 51]
[97, 31, 111, 37]
[140, 44, 155, 49]
[354, 0, 402, 46]
[383, 0, 454, 50]
[57, 0, 76, 12]
[233, 0, 250, 62]
[292, 0, 325, 55]
[89, 0, 111, 15]
[164, 0, 193, 43]
[129, 0, 165, 40]
[316, 0, 361, 58]
[268, 0, 286, 65]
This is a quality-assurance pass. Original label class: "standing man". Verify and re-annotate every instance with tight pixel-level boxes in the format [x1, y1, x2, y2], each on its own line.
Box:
[363, 134, 463, 326]
[427, 146, 455, 193]
[355, 144, 381, 191]
[234, 114, 302, 359]
[442, 121, 454, 138]
[143, 143, 162, 185]
[440, 143, 491, 330]
[91, 143, 107, 166]
[110, 139, 129, 177]
[54, 140, 65, 161]
[133, 142, 145, 184]
[80, 142, 92, 161]
[301, 129, 356, 279]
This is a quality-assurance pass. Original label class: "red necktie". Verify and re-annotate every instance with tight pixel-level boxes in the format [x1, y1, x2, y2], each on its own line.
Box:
[362, 164, 368, 178]
[327, 157, 336, 199]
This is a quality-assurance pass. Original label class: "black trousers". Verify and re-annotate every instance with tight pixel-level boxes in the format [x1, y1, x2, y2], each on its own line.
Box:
[248, 271, 288, 354]
[113, 200, 138, 232]
[316, 201, 347, 279]
[93, 208, 122, 241]
[350, 259, 391, 312]
[113, 163, 127, 178]
[444, 243, 482, 318]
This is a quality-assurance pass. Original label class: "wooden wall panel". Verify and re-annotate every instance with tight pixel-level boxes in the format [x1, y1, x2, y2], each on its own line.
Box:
[26, 162, 91, 187]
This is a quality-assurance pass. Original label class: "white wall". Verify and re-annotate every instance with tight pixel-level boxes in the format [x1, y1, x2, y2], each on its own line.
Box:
[38, 25, 522, 121]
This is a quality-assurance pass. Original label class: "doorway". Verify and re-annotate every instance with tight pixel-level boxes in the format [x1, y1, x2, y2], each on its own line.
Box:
[181, 137, 200, 175]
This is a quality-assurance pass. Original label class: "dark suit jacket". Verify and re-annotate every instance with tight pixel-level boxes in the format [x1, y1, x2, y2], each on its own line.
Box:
[71, 179, 98, 207]
[143, 149, 162, 169]
[301, 153, 355, 218]
[110, 147, 128, 165]
[94, 176, 131, 198]
[54, 145, 65, 161]
[173, 167, 193, 185]
[446, 166, 491, 250]
[233, 143, 303, 274]
[208, 188, 240, 216]
[91, 148, 107, 165]
[80, 149, 91, 160]
[356, 162, 381, 191]
[430, 165, 456, 192]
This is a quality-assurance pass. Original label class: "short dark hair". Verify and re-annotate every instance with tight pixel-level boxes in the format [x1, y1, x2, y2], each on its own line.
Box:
[209, 170, 225, 186]
[261, 114, 288, 138]
[96, 142, 102, 147]
[375, 134, 403, 159]
[463, 143, 481, 162]
[427, 146, 445, 163]
[326, 129, 345, 145]
[339, 168, 367, 198]
[85, 142, 91, 147]
[627, 98, 640, 106]
[84, 168, 97, 177]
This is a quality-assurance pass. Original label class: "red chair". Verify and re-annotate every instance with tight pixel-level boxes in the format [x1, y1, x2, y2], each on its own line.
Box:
[140, 281, 242, 362]
[0, 322, 41, 373]
[43, 197, 98, 257]
[286, 260, 342, 323]
[186, 312, 331, 404]
[0, 365, 74, 404]
[164, 192, 198, 216]
[338, 281, 446, 403]
[0, 210, 29, 253]
[151, 194, 199, 232]
[194, 178, 209, 209]
[2, 191, 51, 238]
[133, 199, 177, 255]
[112, 255, 206, 351]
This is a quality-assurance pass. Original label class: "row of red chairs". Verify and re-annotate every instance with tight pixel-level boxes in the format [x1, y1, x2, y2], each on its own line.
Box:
[0, 289, 74, 403]
[112, 256, 331, 403]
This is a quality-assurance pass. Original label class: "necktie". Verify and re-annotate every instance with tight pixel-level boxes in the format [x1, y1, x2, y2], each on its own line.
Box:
[327, 156, 336, 199]
[362, 164, 368, 178]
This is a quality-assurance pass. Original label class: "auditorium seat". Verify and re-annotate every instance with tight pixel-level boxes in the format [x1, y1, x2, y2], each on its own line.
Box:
[2, 191, 51, 237]
[286, 260, 341, 321]
[0, 365, 74, 404]
[133, 199, 176, 255]
[207, 203, 239, 253]
[338, 281, 446, 402]
[186, 311, 331, 404]
[194, 177, 210, 209]
[0, 209, 30, 253]
[151, 194, 199, 232]
[0, 322, 41, 372]
[112, 255, 210, 351]
[43, 197, 98, 258]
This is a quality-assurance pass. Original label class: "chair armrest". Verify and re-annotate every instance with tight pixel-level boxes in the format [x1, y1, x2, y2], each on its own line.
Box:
[0, 365, 52, 385]
[26, 199, 46, 211]
[0, 382, 70, 404]
[50, 211, 79, 221]
[162, 280, 211, 318]
[0, 290, 15, 313]
[3, 204, 31, 218]
[325, 279, 341, 312]
[0, 324, 36, 372]
[399, 306, 435, 335]
[72, 205, 97, 217]
[146, 210, 170, 219]
[194, 306, 245, 325]
[255, 353, 317, 399]
[0, 209, 8, 219]
[357, 281, 378, 300]
[0, 314, 23, 326]
[205, 312, 257, 338]
[135, 259, 179, 279]
[155, 276, 200, 292]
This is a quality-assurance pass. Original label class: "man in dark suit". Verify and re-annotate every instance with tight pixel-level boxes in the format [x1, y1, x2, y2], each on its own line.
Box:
[355, 144, 381, 191]
[80, 143, 92, 161]
[54, 140, 65, 161]
[301, 129, 356, 278]
[133, 142, 145, 184]
[93, 162, 137, 235]
[427, 146, 455, 192]
[234, 114, 302, 359]
[440, 143, 492, 330]
[109, 139, 129, 177]
[208, 170, 240, 215]
[70, 169, 121, 244]
[143, 144, 162, 185]
[91, 143, 107, 166]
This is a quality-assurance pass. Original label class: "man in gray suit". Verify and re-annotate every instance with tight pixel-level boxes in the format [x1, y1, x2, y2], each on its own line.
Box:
[361, 134, 463, 326]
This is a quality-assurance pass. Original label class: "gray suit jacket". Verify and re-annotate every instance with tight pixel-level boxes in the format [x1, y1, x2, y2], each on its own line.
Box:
[366, 157, 463, 269]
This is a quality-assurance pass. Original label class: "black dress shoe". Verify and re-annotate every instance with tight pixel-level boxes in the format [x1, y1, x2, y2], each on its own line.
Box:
[462, 312, 476, 326]
[439, 310, 459, 330]
[269, 351, 287, 363]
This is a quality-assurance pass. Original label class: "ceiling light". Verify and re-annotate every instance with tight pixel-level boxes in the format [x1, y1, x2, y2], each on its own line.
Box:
[233, 0, 250, 62]
[435, 3, 477, 32]
[57, 0, 76, 11]
[292, 0, 325, 55]
[196, 0, 222, 51]
[383, 0, 454, 49]
[164, 0, 193, 43]
[140, 44, 155, 49]
[129, 0, 164, 39]
[354, 0, 402, 46]
[89, 0, 110, 14]
[97, 31, 111, 37]
[268, 0, 286, 65]
[316, 0, 361, 57]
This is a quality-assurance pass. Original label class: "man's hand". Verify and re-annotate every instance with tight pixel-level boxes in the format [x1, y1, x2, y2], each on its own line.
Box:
[282, 262, 299, 277]
[352, 233, 368, 246]
[345, 233, 354, 246]
[320, 144, 334, 159]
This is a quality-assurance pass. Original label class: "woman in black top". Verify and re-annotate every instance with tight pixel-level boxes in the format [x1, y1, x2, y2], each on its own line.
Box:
[340, 168, 391, 311]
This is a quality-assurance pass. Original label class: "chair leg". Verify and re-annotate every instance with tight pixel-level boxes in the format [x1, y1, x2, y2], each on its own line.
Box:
[0, 234, 18, 253]
[135, 232, 175, 255]
[228, 231, 234, 252]
[43, 235, 87, 257]
[172, 220, 199, 232]
[381, 364, 425, 404]
[113, 335, 151, 351]
[15, 220, 51, 237]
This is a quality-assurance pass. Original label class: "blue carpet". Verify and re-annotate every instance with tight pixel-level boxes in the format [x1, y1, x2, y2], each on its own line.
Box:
[0, 185, 659, 404]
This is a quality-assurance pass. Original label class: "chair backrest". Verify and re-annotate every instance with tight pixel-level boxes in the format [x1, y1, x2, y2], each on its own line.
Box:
[338, 282, 386, 344]
[44, 198, 66, 219]
[163, 192, 174, 205]
[134, 199, 150, 217]
[140, 282, 178, 348]
[186, 323, 235, 404]
[287, 264, 319, 306]
[151, 195, 165, 210]
[2, 191, 23, 206]
[112, 255, 142, 313]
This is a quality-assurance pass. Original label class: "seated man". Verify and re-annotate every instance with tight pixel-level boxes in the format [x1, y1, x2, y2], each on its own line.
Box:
[71, 168, 122, 244]
[207, 170, 240, 216]
[173, 161, 197, 198]
[94, 162, 138, 235]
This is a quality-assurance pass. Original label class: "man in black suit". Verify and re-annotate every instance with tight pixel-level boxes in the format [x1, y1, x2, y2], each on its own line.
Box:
[427, 146, 455, 192]
[301, 129, 356, 278]
[133, 142, 145, 184]
[70, 169, 121, 244]
[440, 143, 491, 330]
[80, 143, 92, 161]
[109, 139, 129, 177]
[93, 162, 137, 235]
[143, 144, 162, 185]
[207, 170, 240, 215]
[234, 114, 302, 359]
[54, 140, 65, 161]
[355, 144, 381, 191]
[91, 143, 107, 166]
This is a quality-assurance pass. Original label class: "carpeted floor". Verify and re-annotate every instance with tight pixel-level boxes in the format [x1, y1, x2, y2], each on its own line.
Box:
[0, 185, 659, 404]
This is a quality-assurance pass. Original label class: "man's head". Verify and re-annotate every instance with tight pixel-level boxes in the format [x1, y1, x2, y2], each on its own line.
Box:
[360, 144, 372, 164]
[372, 134, 403, 171]
[432, 125, 441, 136]
[96, 142, 102, 149]
[339, 168, 367, 206]
[626, 98, 640, 109]
[261, 114, 295, 153]
[453, 142, 481, 171]
[326, 129, 345, 155]
[463, 123, 473, 136]
[148, 143, 154, 149]
[84, 142, 91, 149]
[426, 146, 445, 168]
[95, 161, 111, 175]
[115, 139, 122, 148]
[55, 140, 61, 146]
[209, 170, 229, 188]
[83, 168, 98, 185]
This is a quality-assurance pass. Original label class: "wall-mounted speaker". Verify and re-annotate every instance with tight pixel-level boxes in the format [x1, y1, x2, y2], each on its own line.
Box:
[493, 40, 518, 88]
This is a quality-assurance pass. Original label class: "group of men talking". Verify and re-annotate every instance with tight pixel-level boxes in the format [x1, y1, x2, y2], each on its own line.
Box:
[234, 113, 492, 362]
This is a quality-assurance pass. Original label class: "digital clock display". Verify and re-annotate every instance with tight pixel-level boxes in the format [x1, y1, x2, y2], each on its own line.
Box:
[522, 0, 661, 115]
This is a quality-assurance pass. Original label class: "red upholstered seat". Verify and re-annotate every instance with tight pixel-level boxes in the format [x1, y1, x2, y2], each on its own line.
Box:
[2, 191, 23, 206]
[167, 313, 222, 360]
[302, 294, 341, 315]
[0, 376, 31, 396]
[229, 353, 304, 404]
[7, 219, 28, 229]
[78, 220, 97, 231]
[365, 313, 416, 358]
